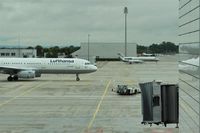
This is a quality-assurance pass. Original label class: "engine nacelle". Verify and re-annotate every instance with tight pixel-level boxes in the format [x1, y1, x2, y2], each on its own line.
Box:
[17, 70, 35, 78]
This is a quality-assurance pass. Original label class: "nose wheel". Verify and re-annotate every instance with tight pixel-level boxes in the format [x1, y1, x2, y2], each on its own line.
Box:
[76, 74, 80, 81]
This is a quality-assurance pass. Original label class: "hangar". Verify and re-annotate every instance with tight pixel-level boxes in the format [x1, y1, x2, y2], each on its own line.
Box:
[72, 42, 137, 62]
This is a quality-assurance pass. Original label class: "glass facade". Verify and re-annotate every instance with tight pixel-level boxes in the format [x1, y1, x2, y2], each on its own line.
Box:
[179, 0, 200, 132]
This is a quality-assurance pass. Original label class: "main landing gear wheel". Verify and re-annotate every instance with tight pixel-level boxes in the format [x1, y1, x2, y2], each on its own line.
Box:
[13, 76, 18, 81]
[76, 74, 80, 81]
[7, 76, 13, 81]
[7, 75, 18, 81]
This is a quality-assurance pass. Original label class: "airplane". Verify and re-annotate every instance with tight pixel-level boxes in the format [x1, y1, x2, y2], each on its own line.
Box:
[0, 58, 97, 81]
[118, 53, 159, 64]
[141, 53, 155, 57]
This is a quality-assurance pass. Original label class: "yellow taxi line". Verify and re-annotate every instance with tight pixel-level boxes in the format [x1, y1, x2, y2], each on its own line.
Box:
[0, 82, 47, 108]
[87, 80, 111, 130]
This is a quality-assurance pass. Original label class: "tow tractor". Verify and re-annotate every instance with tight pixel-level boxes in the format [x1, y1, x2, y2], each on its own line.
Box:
[112, 85, 141, 95]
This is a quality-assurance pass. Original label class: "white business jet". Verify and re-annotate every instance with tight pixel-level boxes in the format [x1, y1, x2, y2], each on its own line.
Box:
[118, 53, 159, 64]
[0, 58, 97, 81]
[142, 53, 155, 57]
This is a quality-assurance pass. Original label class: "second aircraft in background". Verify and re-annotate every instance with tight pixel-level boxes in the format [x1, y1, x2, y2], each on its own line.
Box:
[118, 53, 159, 64]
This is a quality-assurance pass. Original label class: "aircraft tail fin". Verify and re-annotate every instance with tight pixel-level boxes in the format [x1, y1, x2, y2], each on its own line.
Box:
[117, 53, 125, 61]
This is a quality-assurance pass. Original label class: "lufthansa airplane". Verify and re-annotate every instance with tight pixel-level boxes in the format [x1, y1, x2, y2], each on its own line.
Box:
[0, 58, 97, 81]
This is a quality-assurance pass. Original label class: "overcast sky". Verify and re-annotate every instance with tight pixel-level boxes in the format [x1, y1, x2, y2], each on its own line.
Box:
[0, 0, 178, 47]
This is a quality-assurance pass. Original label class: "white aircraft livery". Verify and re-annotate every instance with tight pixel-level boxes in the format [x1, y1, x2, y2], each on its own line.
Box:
[118, 53, 159, 64]
[0, 58, 97, 81]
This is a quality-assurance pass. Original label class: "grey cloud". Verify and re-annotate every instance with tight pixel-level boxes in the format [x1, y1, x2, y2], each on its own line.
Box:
[0, 0, 178, 46]
[0, 36, 16, 41]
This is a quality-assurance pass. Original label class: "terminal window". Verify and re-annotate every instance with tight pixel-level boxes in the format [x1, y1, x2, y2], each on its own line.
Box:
[11, 53, 16, 56]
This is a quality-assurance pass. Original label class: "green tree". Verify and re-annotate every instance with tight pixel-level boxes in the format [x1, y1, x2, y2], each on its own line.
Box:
[149, 43, 160, 53]
[60, 46, 80, 57]
[137, 45, 148, 54]
[34, 45, 80, 58]
[27, 46, 34, 49]
[148, 42, 178, 54]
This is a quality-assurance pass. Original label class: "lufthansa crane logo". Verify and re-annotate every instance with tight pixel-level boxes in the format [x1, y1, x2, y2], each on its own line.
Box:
[50, 59, 74, 63]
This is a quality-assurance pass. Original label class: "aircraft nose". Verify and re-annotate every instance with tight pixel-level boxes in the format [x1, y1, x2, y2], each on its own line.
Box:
[92, 65, 97, 71]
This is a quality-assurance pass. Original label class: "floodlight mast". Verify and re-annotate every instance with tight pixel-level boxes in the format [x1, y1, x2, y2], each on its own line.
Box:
[87, 34, 90, 61]
[124, 7, 128, 56]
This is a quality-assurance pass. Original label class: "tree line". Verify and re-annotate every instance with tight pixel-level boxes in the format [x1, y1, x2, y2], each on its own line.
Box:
[137, 41, 178, 54]
[27, 45, 80, 58]
[28, 41, 178, 58]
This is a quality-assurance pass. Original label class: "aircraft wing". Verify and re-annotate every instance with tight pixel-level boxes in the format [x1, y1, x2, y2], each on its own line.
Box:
[0, 66, 36, 74]
[128, 59, 144, 64]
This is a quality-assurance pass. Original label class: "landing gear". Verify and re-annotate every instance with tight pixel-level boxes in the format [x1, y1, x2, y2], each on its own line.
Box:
[7, 75, 18, 81]
[13, 75, 18, 81]
[76, 74, 80, 81]
[7, 76, 13, 81]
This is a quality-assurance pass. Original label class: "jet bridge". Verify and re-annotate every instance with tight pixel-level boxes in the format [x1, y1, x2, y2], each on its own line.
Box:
[139, 81, 179, 127]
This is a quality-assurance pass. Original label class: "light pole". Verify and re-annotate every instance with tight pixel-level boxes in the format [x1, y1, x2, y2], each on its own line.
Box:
[88, 34, 90, 61]
[124, 7, 128, 56]
[18, 34, 21, 57]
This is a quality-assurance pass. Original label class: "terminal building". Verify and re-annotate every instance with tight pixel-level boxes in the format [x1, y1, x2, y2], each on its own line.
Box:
[179, 0, 199, 132]
[0, 48, 37, 58]
[72, 42, 137, 62]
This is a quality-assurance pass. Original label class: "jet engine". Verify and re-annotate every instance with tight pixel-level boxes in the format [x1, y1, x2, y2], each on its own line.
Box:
[17, 70, 35, 78]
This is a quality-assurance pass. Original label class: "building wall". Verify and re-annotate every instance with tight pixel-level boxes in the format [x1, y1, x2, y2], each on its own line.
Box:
[0, 49, 37, 58]
[72, 42, 137, 62]
[179, 0, 199, 132]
